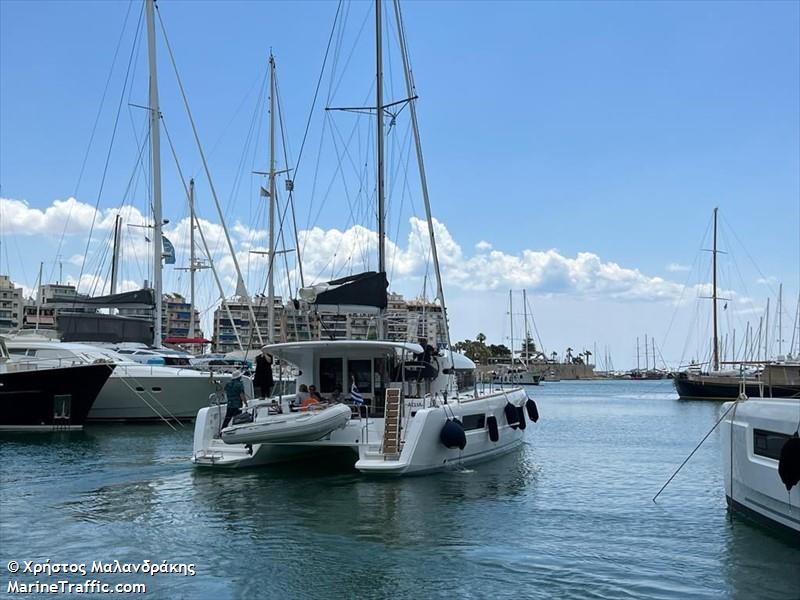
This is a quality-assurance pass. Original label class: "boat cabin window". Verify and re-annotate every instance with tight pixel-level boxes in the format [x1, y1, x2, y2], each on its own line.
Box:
[461, 414, 486, 430]
[753, 429, 791, 461]
[319, 358, 343, 394]
[348, 360, 372, 393]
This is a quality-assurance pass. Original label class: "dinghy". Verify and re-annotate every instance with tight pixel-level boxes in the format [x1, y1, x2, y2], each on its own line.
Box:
[220, 403, 351, 445]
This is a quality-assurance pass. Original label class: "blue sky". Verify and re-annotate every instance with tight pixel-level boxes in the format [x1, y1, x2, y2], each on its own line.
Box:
[1, 0, 798, 367]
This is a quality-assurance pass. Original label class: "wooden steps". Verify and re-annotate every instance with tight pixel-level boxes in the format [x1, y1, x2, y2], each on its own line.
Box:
[382, 388, 402, 460]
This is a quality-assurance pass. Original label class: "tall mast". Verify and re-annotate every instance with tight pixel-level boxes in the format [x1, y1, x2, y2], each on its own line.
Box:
[110, 214, 122, 296]
[764, 297, 770, 360]
[636, 336, 640, 372]
[652, 337, 656, 370]
[146, 0, 163, 348]
[188, 179, 196, 339]
[777, 282, 782, 356]
[523, 289, 529, 365]
[267, 52, 277, 345]
[392, 0, 452, 353]
[711, 207, 719, 371]
[644, 333, 649, 371]
[376, 0, 386, 276]
[509, 290, 514, 366]
[34, 262, 43, 332]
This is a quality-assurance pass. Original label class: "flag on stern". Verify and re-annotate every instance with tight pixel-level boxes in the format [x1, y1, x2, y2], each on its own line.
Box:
[350, 382, 364, 405]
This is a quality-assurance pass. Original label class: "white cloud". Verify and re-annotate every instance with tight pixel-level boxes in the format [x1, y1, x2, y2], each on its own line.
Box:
[475, 240, 493, 252]
[666, 262, 691, 272]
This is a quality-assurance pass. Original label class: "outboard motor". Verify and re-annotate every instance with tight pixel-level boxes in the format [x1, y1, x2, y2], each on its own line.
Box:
[525, 398, 539, 423]
[778, 434, 800, 491]
[486, 415, 499, 442]
[440, 418, 466, 450]
[504, 402, 520, 429]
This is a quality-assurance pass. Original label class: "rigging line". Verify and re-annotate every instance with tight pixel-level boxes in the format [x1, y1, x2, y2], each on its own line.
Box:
[274, 64, 304, 290]
[327, 2, 372, 105]
[719, 212, 780, 299]
[653, 399, 740, 503]
[74, 4, 143, 298]
[50, 0, 138, 286]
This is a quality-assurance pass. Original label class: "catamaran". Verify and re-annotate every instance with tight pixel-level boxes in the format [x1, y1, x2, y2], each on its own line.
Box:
[192, 0, 538, 475]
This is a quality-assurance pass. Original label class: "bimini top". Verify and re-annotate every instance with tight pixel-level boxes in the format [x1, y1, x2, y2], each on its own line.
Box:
[263, 340, 424, 364]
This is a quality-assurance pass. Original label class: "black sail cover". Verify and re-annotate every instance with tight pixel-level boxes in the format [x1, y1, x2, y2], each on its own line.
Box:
[304, 271, 388, 311]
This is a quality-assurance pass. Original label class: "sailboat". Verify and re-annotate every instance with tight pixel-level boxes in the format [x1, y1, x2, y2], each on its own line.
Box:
[192, 0, 537, 474]
[673, 209, 800, 400]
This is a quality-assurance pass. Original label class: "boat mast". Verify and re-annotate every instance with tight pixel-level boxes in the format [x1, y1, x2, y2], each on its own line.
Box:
[267, 52, 276, 345]
[146, 0, 163, 348]
[636, 337, 640, 372]
[509, 290, 514, 367]
[34, 262, 43, 332]
[777, 282, 782, 356]
[644, 333, 649, 371]
[652, 337, 656, 370]
[764, 297, 770, 360]
[375, 0, 386, 339]
[188, 179, 196, 340]
[523, 288, 529, 366]
[110, 214, 122, 296]
[392, 0, 452, 353]
[711, 207, 719, 371]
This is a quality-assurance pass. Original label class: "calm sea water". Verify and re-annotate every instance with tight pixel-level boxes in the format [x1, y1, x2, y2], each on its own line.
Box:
[1, 380, 798, 599]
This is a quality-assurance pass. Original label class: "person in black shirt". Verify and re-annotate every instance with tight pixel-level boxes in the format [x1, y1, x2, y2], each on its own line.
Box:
[254, 351, 275, 399]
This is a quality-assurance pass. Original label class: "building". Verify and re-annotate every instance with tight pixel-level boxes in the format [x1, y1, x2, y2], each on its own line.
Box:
[22, 283, 94, 331]
[0, 275, 24, 333]
[162, 293, 203, 341]
[211, 291, 447, 353]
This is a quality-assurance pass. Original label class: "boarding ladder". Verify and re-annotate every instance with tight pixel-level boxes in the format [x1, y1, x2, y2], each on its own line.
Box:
[381, 388, 402, 460]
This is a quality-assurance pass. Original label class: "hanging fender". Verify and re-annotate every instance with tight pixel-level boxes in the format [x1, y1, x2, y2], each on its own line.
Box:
[516, 405, 527, 430]
[486, 415, 499, 442]
[778, 434, 800, 492]
[525, 398, 539, 423]
[440, 418, 467, 450]
[504, 402, 520, 429]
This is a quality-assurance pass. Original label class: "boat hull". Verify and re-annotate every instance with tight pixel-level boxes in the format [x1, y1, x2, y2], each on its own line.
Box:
[674, 376, 800, 401]
[87, 368, 249, 422]
[721, 399, 800, 536]
[0, 363, 114, 431]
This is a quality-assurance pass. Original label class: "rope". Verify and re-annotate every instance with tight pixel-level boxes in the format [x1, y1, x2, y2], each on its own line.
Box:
[652, 398, 741, 503]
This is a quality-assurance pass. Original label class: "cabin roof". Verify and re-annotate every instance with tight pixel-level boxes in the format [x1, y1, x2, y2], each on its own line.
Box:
[263, 340, 423, 363]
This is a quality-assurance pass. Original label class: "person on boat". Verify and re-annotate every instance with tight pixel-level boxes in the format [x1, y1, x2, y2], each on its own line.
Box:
[221, 371, 248, 428]
[254, 351, 274, 399]
[308, 384, 323, 403]
[329, 385, 343, 403]
[292, 384, 310, 409]
[415, 338, 439, 380]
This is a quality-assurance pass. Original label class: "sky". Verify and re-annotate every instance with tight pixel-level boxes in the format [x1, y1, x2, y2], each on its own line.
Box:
[1, 0, 799, 369]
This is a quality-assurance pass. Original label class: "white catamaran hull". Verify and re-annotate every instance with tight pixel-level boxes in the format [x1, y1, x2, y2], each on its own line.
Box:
[721, 398, 800, 534]
[192, 387, 530, 474]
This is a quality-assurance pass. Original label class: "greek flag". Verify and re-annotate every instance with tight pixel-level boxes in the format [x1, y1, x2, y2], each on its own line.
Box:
[350, 382, 364, 404]
[162, 236, 176, 265]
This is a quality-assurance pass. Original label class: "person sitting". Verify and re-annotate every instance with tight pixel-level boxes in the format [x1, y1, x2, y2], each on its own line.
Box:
[308, 385, 324, 402]
[221, 370, 247, 429]
[293, 384, 310, 409]
[329, 385, 343, 403]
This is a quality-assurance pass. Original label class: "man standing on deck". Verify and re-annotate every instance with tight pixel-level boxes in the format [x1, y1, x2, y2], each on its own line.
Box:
[254, 351, 274, 399]
[221, 371, 247, 429]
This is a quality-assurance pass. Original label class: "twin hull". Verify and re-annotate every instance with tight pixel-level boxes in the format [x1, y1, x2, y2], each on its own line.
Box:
[192, 388, 529, 475]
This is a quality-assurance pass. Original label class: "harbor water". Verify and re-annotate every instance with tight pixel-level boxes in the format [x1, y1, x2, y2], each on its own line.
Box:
[1, 380, 798, 599]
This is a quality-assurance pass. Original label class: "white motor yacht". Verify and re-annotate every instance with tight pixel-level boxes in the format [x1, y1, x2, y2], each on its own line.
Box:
[192, 341, 536, 475]
[721, 395, 800, 535]
[5, 337, 251, 422]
